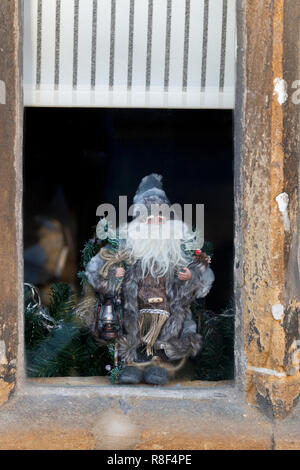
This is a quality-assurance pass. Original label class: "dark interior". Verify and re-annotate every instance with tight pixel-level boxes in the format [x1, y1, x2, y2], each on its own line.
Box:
[23, 107, 234, 313]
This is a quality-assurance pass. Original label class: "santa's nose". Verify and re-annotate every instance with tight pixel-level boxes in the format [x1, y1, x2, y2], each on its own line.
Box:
[146, 215, 166, 225]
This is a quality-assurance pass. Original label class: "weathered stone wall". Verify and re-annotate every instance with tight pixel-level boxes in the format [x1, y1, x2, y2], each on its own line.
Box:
[235, 0, 300, 418]
[0, 0, 23, 405]
[0, 0, 299, 450]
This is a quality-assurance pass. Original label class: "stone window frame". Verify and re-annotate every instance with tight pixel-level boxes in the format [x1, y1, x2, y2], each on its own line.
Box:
[0, 0, 299, 421]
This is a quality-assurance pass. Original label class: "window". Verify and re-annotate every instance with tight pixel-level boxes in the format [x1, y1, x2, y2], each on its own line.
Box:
[23, 106, 234, 383]
[22, 0, 236, 387]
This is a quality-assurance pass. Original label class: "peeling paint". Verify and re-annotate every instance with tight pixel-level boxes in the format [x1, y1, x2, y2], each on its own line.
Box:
[273, 78, 288, 105]
[0, 80, 5, 104]
[0, 340, 7, 365]
[247, 366, 286, 378]
[272, 303, 284, 320]
[276, 192, 290, 231]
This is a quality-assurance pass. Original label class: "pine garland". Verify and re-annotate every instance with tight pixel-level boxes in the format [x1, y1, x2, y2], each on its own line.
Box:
[77, 238, 100, 287]
[25, 283, 113, 377]
[48, 282, 76, 322]
[190, 300, 234, 381]
[107, 343, 124, 384]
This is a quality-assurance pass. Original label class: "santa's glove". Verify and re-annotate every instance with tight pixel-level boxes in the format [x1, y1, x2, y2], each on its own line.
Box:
[156, 333, 203, 361]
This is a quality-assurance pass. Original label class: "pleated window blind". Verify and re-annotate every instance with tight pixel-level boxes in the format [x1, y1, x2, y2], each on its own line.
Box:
[23, 0, 236, 108]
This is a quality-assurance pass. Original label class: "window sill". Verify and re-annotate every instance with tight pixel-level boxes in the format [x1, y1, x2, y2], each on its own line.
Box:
[20, 376, 234, 400]
[2, 376, 299, 449]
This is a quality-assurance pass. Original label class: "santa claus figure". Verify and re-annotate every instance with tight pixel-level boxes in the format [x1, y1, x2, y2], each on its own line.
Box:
[85, 174, 214, 385]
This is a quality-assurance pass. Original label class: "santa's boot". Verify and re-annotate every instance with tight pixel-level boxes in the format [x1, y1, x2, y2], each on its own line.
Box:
[144, 366, 168, 385]
[118, 366, 143, 384]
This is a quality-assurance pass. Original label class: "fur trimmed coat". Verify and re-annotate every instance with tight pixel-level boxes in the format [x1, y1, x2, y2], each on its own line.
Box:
[86, 248, 214, 363]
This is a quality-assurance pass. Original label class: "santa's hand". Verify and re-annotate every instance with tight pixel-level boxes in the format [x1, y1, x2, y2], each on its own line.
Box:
[116, 267, 125, 278]
[178, 267, 192, 281]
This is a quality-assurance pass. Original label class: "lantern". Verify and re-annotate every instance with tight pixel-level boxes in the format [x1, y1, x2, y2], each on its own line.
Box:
[99, 296, 119, 341]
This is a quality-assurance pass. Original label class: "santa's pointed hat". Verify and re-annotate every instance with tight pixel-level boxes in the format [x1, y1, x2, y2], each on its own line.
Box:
[132, 173, 170, 216]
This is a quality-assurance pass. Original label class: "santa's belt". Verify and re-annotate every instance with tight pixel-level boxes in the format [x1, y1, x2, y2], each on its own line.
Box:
[139, 308, 170, 317]
[147, 297, 164, 304]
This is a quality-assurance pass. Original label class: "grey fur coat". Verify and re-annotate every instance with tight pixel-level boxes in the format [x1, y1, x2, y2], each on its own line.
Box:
[86, 249, 214, 362]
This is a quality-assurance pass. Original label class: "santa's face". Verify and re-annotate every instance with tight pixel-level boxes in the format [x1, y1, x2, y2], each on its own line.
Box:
[121, 218, 191, 278]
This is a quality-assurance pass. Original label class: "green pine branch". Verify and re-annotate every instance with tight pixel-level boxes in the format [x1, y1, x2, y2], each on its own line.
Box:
[77, 238, 101, 287]
[48, 283, 76, 322]
[191, 302, 234, 381]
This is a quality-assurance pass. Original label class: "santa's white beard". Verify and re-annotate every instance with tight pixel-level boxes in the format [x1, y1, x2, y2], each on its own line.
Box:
[120, 219, 191, 278]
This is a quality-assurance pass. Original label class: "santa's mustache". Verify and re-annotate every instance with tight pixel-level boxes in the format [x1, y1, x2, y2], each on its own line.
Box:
[124, 218, 186, 241]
